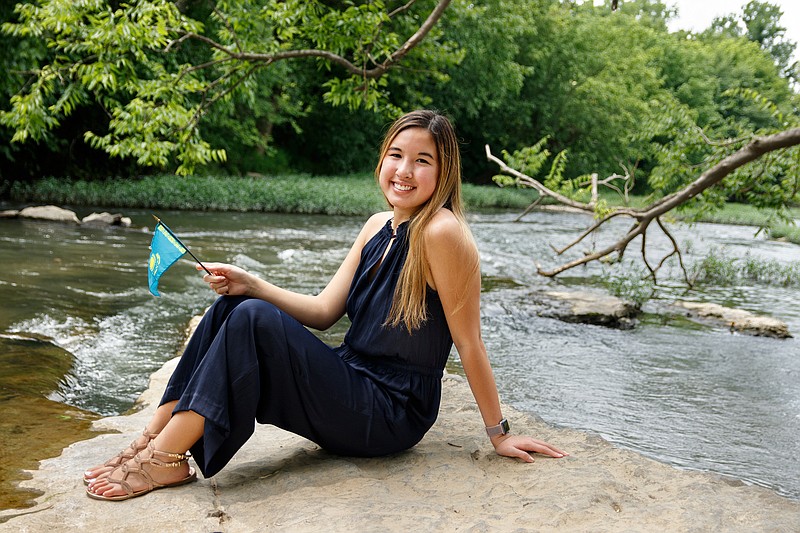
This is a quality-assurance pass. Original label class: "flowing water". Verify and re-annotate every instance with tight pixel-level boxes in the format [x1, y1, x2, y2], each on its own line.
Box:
[1, 206, 798, 509]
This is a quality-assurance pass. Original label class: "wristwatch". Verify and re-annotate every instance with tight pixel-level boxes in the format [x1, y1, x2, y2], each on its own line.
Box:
[485, 418, 510, 438]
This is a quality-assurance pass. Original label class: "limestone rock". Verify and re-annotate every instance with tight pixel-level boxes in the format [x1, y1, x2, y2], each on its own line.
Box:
[2, 360, 799, 532]
[81, 212, 132, 227]
[18, 205, 80, 224]
[543, 290, 640, 330]
[675, 301, 792, 339]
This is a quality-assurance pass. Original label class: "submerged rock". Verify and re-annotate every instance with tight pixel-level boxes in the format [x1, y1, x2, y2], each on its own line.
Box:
[5, 205, 133, 228]
[81, 212, 132, 227]
[542, 290, 640, 330]
[674, 301, 792, 339]
[18, 205, 80, 224]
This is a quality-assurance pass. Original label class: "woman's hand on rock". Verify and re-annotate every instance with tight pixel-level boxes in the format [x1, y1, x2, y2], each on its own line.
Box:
[492, 434, 568, 463]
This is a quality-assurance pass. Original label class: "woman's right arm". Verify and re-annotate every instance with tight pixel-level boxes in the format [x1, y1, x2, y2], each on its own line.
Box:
[199, 213, 389, 330]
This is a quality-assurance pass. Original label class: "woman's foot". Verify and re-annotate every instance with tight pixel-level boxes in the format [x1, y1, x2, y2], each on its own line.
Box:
[83, 427, 159, 484]
[86, 441, 196, 501]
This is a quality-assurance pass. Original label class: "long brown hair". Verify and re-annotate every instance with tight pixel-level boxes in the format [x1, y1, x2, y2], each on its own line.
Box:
[375, 110, 475, 331]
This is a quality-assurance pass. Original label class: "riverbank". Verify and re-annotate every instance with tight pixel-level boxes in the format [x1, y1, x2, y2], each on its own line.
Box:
[1, 354, 798, 532]
[4, 174, 799, 243]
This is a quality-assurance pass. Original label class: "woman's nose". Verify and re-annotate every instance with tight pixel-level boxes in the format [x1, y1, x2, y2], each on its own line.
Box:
[396, 158, 412, 178]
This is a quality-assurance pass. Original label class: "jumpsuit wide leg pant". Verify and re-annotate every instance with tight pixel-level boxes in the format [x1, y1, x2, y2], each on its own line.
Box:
[159, 296, 429, 478]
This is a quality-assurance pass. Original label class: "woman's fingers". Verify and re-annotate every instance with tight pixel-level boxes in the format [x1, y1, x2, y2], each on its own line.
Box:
[496, 435, 569, 462]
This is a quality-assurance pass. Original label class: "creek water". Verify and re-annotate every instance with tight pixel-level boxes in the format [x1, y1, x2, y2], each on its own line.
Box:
[1, 206, 798, 509]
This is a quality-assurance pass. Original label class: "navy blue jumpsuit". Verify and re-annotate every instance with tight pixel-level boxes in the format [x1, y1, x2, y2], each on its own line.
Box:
[160, 219, 454, 477]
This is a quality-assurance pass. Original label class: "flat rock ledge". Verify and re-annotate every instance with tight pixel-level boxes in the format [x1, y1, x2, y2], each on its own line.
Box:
[2, 361, 799, 531]
[675, 301, 792, 339]
[542, 290, 640, 330]
[1, 205, 131, 227]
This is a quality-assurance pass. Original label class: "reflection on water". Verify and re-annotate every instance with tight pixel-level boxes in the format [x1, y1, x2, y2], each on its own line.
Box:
[0, 207, 798, 509]
[0, 335, 98, 509]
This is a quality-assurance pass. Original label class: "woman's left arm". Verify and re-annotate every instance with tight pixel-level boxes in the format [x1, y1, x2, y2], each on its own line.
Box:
[425, 212, 567, 462]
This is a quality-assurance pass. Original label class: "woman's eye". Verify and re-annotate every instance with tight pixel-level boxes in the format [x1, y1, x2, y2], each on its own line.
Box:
[417, 158, 430, 165]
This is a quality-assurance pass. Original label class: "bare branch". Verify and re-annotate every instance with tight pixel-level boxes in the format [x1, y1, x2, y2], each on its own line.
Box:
[643, 128, 800, 219]
[695, 125, 749, 147]
[179, 63, 264, 136]
[493, 127, 800, 279]
[537, 219, 650, 277]
[485, 144, 594, 211]
[515, 196, 543, 222]
[655, 217, 692, 287]
[389, 0, 418, 18]
[553, 210, 631, 255]
[640, 227, 656, 280]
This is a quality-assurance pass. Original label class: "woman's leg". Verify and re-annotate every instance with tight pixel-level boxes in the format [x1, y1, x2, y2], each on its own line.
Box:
[83, 296, 248, 482]
[87, 409, 205, 499]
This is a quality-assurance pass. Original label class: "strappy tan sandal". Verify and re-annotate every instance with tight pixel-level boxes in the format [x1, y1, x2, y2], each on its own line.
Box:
[86, 441, 197, 501]
[83, 427, 159, 484]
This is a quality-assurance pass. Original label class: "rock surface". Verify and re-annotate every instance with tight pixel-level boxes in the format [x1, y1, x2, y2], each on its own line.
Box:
[1, 357, 798, 532]
[675, 300, 792, 338]
[18, 205, 81, 224]
[4, 205, 133, 228]
[81, 212, 132, 227]
[543, 290, 640, 329]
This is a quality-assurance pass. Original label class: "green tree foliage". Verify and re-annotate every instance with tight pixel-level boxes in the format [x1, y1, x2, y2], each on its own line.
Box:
[0, 0, 797, 197]
[0, 0, 458, 175]
[708, 1, 798, 82]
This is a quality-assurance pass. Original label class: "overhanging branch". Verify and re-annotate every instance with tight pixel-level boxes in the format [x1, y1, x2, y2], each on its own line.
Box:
[488, 127, 800, 282]
[170, 0, 451, 79]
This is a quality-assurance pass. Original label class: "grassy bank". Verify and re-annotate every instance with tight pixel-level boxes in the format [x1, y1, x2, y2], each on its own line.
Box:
[3, 175, 798, 243]
[2, 174, 533, 215]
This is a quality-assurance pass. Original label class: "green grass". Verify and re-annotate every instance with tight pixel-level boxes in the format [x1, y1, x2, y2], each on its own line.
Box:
[3, 175, 797, 244]
[3, 174, 535, 215]
[690, 248, 800, 287]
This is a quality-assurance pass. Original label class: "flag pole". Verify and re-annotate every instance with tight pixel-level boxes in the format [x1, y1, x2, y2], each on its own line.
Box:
[152, 215, 213, 276]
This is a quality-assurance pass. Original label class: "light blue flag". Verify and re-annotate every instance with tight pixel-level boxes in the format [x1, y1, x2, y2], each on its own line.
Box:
[148, 221, 187, 296]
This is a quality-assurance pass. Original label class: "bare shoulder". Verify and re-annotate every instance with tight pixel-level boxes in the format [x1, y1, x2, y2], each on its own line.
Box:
[423, 210, 478, 290]
[423, 208, 464, 243]
[426, 209, 475, 246]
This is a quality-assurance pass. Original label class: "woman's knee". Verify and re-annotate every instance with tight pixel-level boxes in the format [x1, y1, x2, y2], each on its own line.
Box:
[226, 299, 284, 334]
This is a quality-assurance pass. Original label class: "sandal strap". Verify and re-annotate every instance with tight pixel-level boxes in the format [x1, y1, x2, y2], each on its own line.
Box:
[100, 443, 190, 495]
[140, 441, 191, 467]
[98, 429, 158, 469]
[103, 461, 157, 497]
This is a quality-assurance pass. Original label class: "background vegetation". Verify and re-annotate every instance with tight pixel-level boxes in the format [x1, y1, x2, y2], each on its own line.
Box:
[0, 0, 798, 217]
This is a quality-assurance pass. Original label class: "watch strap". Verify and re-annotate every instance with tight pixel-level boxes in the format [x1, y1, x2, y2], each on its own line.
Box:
[485, 418, 510, 437]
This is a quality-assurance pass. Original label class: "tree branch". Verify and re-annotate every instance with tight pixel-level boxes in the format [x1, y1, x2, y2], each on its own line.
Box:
[490, 127, 800, 280]
[485, 144, 594, 211]
[172, 0, 451, 79]
[642, 128, 800, 219]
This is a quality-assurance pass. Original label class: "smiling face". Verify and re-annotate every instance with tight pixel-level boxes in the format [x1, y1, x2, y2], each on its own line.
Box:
[378, 127, 439, 222]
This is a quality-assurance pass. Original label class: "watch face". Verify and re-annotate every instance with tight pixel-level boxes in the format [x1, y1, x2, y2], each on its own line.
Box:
[501, 419, 510, 434]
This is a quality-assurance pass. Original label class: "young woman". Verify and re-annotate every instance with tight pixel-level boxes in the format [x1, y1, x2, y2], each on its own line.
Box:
[86, 110, 566, 501]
